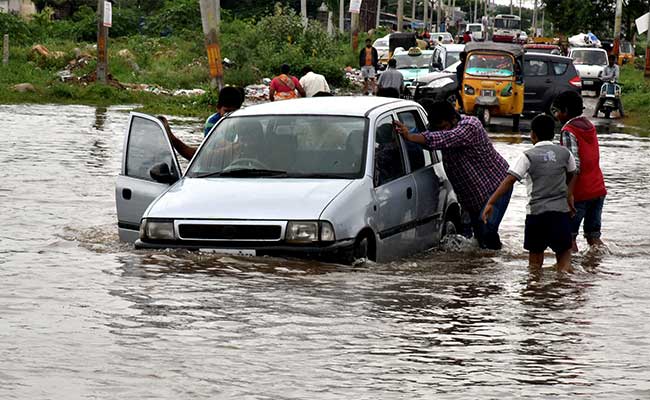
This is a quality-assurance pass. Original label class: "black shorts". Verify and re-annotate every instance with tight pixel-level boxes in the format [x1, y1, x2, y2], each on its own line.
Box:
[524, 211, 572, 254]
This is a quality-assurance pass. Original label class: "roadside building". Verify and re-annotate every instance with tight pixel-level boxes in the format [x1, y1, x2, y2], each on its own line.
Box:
[0, 0, 36, 17]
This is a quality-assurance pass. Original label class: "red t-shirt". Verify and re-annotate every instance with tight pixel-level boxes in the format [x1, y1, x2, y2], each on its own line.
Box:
[270, 75, 300, 93]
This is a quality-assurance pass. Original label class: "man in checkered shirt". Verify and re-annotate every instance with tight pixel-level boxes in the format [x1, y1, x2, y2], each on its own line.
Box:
[395, 100, 511, 250]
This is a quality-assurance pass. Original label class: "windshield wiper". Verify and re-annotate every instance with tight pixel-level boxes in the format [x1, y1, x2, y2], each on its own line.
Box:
[291, 173, 352, 179]
[195, 168, 288, 178]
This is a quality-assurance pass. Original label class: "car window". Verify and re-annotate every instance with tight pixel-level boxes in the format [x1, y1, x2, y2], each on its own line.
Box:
[374, 116, 406, 187]
[187, 116, 367, 179]
[466, 54, 513, 77]
[571, 49, 608, 66]
[126, 116, 177, 181]
[397, 110, 431, 171]
[524, 59, 549, 76]
[445, 51, 460, 67]
[553, 62, 569, 75]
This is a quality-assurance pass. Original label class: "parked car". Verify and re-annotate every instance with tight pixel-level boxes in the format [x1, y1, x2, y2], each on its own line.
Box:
[115, 97, 461, 264]
[392, 47, 435, 96]
[429, 32, 454, 46]
[431, 43, 465, 71]
[522, 53, 582, 114]
[466, 23, 485, 41]
[413, 53, 582, 115]
[567, 47, 608, 91]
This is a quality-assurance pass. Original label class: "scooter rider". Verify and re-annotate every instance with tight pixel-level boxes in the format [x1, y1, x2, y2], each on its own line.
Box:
[593, 54, 623, 118]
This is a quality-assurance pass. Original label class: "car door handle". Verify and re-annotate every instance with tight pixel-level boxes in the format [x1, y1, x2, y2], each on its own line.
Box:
[122, 188, 132, 200]
[406, 187, 413, 200]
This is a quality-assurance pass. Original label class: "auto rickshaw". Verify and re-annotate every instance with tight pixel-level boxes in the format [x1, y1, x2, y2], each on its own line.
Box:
[460, 42, 524, 130]
[617, 40, 634, 65]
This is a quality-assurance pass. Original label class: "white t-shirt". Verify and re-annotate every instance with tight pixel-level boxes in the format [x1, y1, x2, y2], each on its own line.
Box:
[299, 72, 331, 97]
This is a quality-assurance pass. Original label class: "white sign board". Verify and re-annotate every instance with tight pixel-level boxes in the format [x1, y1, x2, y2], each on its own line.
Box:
[636, 12, 649, 35]
[103, 1, 112, 28]
[349, 0, 362, 14]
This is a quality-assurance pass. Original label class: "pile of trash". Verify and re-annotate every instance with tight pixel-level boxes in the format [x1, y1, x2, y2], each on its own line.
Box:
[244, 82, 270, 103]
[344, 66, 365, 89]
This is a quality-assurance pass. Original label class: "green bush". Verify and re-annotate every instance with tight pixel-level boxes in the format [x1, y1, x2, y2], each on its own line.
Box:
[146, 0, 201, 37]
[0, 12, 31, 45]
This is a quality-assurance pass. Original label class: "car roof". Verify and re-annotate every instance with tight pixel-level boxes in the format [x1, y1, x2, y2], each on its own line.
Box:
[394, 49, 434, 55]
[524, 53, 574, 62]
[465, 41, 524, 57]
[232, 97, 415, 118]
[442, 44, 465, 52]
[569, 47, 607, 52]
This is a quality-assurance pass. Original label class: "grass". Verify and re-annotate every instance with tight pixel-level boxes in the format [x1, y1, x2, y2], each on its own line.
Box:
[619, 64, 650, 132]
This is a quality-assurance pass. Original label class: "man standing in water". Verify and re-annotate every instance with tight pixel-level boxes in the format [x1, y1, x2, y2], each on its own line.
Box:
[394, 100, 511, 250]
[553, 91, 607, 251]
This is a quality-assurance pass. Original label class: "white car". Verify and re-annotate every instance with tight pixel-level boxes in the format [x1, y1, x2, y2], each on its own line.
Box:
[116, 97, 461, 264]
[568, 47, 608, 90]
[466, 23, 485, 41]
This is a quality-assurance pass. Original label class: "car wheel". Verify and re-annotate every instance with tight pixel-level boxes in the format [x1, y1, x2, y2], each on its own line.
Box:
[341, 236, 369, 265]
[477, 107, 490, 126]
[443, 219, 458, 237]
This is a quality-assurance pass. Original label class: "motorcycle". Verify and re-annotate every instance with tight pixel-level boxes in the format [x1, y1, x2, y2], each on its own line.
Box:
[595, 78, 622, 119]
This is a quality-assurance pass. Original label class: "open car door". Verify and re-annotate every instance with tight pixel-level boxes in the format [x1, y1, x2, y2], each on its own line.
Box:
[116, 112, 181, 243]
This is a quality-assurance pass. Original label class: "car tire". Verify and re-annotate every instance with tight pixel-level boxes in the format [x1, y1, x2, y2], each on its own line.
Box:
[443, 219, 458, 237]
[477, 107, 490, 126]
[341, 236, 369, 265]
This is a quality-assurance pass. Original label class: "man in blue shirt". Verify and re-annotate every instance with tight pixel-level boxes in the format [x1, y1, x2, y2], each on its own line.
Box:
[161, 86, 243, 160]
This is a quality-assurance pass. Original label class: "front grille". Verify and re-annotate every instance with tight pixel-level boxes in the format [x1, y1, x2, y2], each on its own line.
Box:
[178, 224, 282, 241]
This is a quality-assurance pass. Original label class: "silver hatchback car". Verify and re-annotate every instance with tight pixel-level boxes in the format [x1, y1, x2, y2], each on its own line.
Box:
[116, 97, 460, 263]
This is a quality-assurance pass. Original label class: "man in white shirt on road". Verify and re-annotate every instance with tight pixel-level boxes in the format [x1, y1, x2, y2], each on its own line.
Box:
[299, 66, 331, 97]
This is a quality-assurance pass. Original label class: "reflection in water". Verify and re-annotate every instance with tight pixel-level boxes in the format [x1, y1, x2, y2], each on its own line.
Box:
[1, 105, 650, 399]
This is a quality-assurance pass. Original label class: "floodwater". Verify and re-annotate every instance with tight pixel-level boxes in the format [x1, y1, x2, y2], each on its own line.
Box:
[1, 103, 649, 399]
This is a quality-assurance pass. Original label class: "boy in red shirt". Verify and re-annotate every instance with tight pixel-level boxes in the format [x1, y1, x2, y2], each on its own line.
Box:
[552, 91, 607, 251]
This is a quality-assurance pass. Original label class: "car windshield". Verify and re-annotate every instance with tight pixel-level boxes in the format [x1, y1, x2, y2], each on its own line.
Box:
[445, 51, 460, 67]
[187, 116, 367, 179]
[571, 49, 608, 66]
[468, 25, 482, 32]
[494, 18, 521, 29]
[395, 53, 432, 69]
[465, 54, 514, 77]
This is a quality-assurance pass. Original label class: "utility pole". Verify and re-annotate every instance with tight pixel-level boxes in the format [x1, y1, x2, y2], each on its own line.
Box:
[301, 0, 308, 27]
[541, 7, 544, 36]
[2, 34, 8, 65]
[646, 7, 650, 78]
[199, 0, 223, 90]
[96, 0, 110, 84]
[397, 0, 404, 31]
[474, 0, 477, 23]
[412, 0, 416, 20]
[351, 0, 361, 53]
[510, 0, 513, 15]
[423, 0, 428, 28]
[613, 0, 623, 57]
[376, 0, 381, 28]
[436, 0, 441, 31]
[518, 0, 521, 22]
[532, 0, 537, 37]
[340, 0, 345, 33]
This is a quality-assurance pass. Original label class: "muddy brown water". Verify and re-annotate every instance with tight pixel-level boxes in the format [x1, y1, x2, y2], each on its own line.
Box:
[1, 104, 649, 399]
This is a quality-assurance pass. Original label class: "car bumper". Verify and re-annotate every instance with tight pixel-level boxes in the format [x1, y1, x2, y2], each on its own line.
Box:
[580, 78, 602, 89]
[135, 238, 356, 260]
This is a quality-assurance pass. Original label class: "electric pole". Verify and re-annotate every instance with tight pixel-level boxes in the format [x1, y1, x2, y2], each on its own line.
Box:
[412, 0, 416, 20]
[376, 0, 381, 28]
[340, 0, 345, 33]
[436, 0, 441, 31]
[423, 0, 428, 28]
[96, 0, 109, 84]
[397, 0, 404, 31]
[613, 0, 623, 57]
[199, 0, 223, 90]
[301, 0, 308, 27]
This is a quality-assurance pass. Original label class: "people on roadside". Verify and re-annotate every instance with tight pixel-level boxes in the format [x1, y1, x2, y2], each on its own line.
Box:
[359, 38, 379, 95]
[552, 91, 607, 252]
[269, 64, 306, 101]
[593, 54, 624, 117]
[376, 58, 404, 97]
[482, 114, 577, 272]
[160, 86, 243, 161]
[299, 66, 331, 97]
[394, 100, 511, 250]
[463, 31, 472, 44]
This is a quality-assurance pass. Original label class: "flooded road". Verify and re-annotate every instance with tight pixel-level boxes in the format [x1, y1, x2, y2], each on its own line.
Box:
[1, 103, 649, 399]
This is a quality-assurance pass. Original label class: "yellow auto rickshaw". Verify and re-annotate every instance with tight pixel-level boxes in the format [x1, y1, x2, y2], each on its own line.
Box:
[461, 42, 525, 130]
[617, 40, 634, 66]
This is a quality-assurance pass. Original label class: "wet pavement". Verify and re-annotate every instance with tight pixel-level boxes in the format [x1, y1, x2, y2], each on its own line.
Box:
[1, 103, 649, 399]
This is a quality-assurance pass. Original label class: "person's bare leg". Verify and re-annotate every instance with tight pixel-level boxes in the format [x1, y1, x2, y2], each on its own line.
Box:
[369, 78, 376, 95]
[571, 238, 579, 253]
[529, 252, 544, 270]
[587, 237, 604, 247]
[362, 79, 369, 95]
[555, 249, 573, 273]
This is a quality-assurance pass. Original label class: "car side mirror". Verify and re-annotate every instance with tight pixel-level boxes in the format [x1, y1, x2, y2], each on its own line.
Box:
[150, 162, 179, 185]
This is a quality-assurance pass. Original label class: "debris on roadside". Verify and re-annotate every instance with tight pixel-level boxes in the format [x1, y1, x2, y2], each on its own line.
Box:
[12, 83, 36, 93]
[244, 82, 270, 102]
[31, 44, 65, 60]
[173, 88, 206, 97]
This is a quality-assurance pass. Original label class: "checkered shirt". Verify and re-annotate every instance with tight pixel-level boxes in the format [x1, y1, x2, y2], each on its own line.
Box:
[422, 116, 509, 213]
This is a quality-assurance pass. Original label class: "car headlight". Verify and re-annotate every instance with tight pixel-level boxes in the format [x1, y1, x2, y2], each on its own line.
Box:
[140, 219, 176, 240]
[464, 84, 475, 95]
[286, 221, 336, 243]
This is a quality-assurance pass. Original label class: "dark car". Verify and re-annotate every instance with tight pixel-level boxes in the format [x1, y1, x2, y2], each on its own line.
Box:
[522, 53, 582, 114]
[414, 53, 582, 115]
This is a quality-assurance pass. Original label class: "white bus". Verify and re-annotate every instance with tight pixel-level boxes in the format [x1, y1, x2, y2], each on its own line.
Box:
[492, 14, 522, 43]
